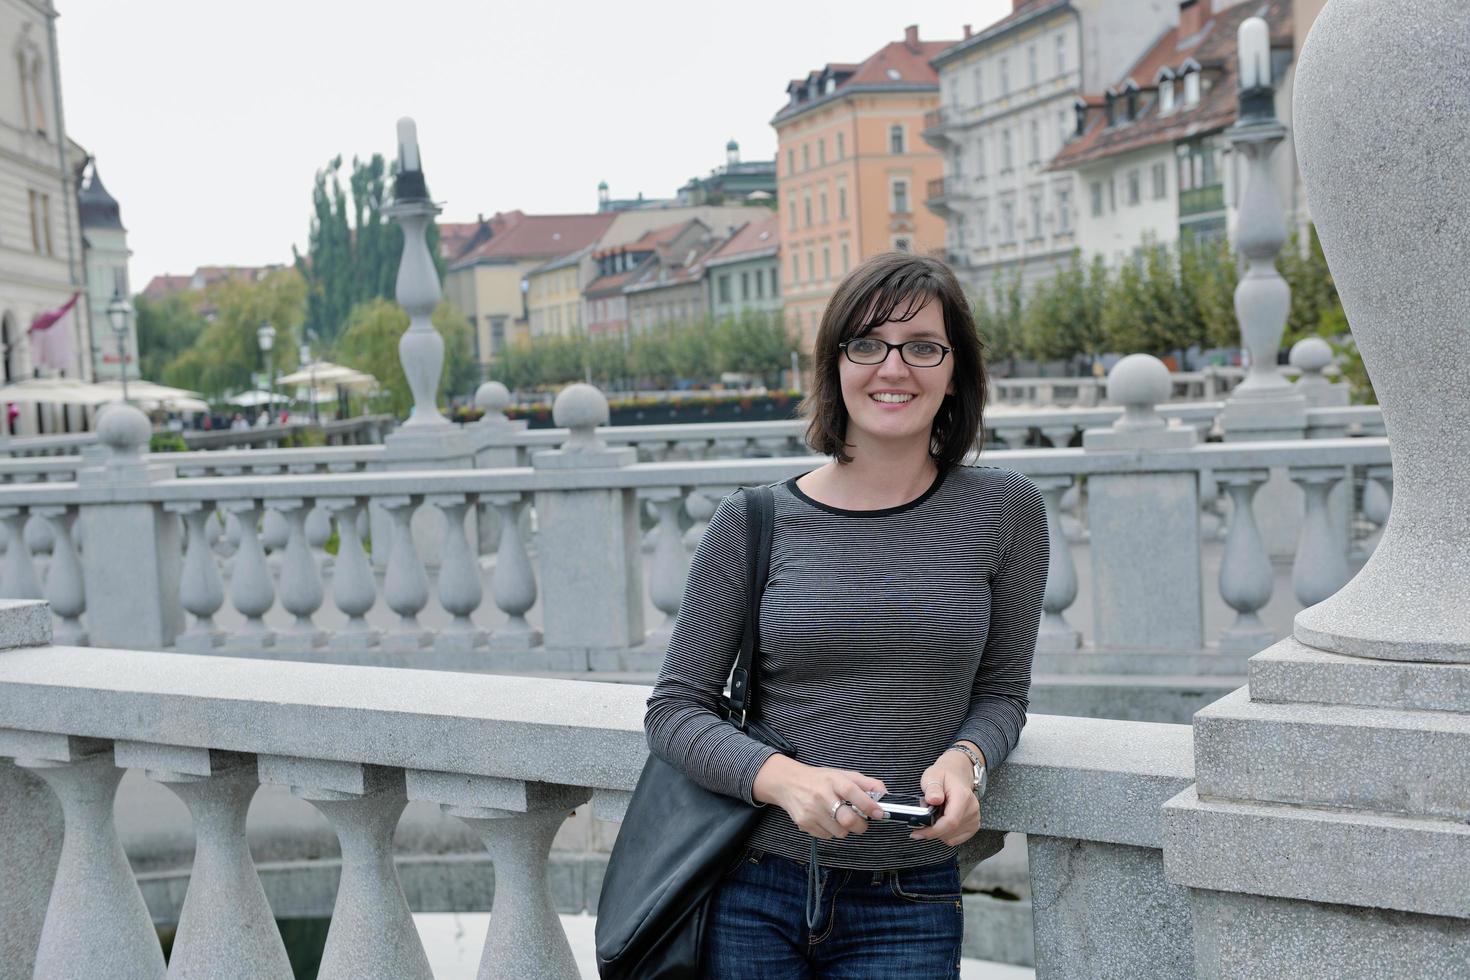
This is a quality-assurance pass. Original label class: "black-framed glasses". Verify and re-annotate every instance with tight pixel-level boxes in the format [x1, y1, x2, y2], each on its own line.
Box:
[839, 337, 952, 368]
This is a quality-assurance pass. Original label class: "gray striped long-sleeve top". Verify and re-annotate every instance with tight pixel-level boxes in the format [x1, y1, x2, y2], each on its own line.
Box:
[644, 464, 1050, 870]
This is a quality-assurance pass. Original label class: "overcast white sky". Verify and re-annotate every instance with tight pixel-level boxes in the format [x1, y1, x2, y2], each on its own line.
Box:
[55, 0, 1011, 288]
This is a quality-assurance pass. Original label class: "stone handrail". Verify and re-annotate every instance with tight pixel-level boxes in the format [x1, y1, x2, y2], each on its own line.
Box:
[0, 604, 1196, 978]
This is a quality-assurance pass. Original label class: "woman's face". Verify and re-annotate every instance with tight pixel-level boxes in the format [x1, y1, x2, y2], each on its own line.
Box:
[837, 297, 955, 457]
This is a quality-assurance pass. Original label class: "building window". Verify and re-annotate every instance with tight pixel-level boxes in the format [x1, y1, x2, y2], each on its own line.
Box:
[820, 191, 828, 223]
[972, 65, 983, 102]
[1090, 181, 1104, 217]
[1001, 200, 1016, 243]
[740, 271, 750, 300]
[1056, 34, 1067, 76]
[787, 149, 795, 175]
[803, 144, 811, 170]
[1029, 120, 1041, 163]
[838, 186, 848, 219]
[1001, 129, 1013, 172]
[788, 202, 798, 231]
[976, 201, 989, 245]
[1126, 170, 1141, 205]
[1000, 56, 1011, 96]
[718, 274, 731, 304]
[1177, 139, 1220, 191]
[1029, 192, 1043, 239]
[822, 247, 831, 281]
[1056, 188, 1072, 233]
[955, 214, 966, 250]
[770, 267, 779, 297]
[1027, 44, 1038, 86]
[894, 238, 911, 252]
[836, 132, 845, 159]
[841, 242, 850, 273]
[792, 254, 800, 284]
[889, 124, 905, 154]
[490, 316, 507, 355]
[975, 137, 986, 178]
[1159, 75, 1176, 113]
[818, 140, 826, 166]
[1183, 68, 1201, 106]
[27, 191, 53, 256]
[804, 195, 812, 227]
[755, 269, 765, 299]
[1152, 161, 1168, 199]
[891, 179, 910, 214]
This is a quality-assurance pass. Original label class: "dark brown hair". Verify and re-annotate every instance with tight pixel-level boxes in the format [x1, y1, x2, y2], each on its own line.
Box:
[801, 251, 987, 466]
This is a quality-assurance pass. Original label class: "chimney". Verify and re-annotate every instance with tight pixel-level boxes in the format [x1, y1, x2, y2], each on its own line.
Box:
[1179, 0, 1210, 39]
[904, 24, 919, 47]
[963, 23, 973, 39]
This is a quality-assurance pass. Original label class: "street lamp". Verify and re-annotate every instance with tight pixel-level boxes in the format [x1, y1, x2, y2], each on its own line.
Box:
[106, 288, 133, 402]
[257, 321, 277, 423]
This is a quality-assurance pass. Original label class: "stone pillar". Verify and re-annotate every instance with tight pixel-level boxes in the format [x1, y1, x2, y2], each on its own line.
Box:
[532, 384, 643, 671]
[1217, 74, 1307, 561]
[76, 403, 184, 649]
[470, 381, 530, 556]
[1163, 7, 1470, 976]
[1083, 355, 1202, 652]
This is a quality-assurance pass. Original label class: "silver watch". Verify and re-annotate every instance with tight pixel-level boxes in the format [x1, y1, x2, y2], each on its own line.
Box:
[947, 744, 987, 801]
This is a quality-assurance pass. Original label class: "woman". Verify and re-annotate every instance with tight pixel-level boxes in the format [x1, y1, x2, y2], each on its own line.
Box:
[645, 251, 1049, 977]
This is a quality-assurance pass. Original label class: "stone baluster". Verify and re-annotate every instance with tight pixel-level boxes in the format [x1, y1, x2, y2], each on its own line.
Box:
[682, 487, 722, 550]
[994, 425, 1030, 449]
[1214, 469, 1276, 652]
[484, 492, 541, 650]
[385, 117, 448, 432]
[24, 511, 53, 559]
[380, 495, 431, 648]
[115, 743, 290, 978]
[1039, 424, 1075, 450]
[1363, 464, 1392, 528]
[645, 488, 688, 646]
[306, 504, 333, 565]
[166, 501, 228, 652]
[1, 732, 165, 978]
[261, 505, 290, 555]
[222, 500, 276, 649]
[271, 498, 327, 652]
[320, 497, 380, 650]
[0, 506, 40, 598]
[34, 505, 86, 645]
[1032, 475, 1080, 652]
[259, 758, 431, 979]
[1289, 466, 1351, 608]
[405, 770, 589, 980]
[430, 493, 486, 654]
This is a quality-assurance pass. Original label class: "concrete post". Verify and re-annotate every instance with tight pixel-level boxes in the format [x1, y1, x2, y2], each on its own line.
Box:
[76, 403, 184, 649]
[1083, 355, 1202, 652]
[532, 384, 643, 670]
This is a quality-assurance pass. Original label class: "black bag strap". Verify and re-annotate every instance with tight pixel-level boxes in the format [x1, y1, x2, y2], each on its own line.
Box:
[727, 484, 774, 729]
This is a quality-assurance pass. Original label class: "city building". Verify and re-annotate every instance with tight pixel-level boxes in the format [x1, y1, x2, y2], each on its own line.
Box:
[704, 214, 781, 321]
[524, 245, 592, 339]
[624, 219, 725, 334]
[595, 182, 678, 213]
[442, 211, 616, 366]
[772, 24, 959, 352]
[582, 221, 694, 340]
[140, 265, 287, 302]
[1047, 0, 1300, 264]
[677, 141, 778, 207]
[1, 0, 91, 428]
[76, 162, 131, 384]
[923, 0, 1178, 297]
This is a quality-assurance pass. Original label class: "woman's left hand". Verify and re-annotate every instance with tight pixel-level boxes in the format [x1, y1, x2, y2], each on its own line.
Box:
[909, 750, 981, 846]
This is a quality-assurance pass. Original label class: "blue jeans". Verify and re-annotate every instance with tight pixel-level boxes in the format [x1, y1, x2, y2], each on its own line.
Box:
[702, 846, 964, 979]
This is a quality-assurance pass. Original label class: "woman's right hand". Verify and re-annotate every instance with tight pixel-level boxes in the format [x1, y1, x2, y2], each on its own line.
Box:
[752, 755, 888, 840]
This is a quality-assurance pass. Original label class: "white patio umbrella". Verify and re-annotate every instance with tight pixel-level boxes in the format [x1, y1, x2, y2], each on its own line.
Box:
[276, 361, 377, 390]
[0, 378, 115, 406]
[226, 390, 291, 407]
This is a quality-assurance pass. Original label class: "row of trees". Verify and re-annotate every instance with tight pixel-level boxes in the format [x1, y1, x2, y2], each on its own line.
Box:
[488, 310, 799, 392]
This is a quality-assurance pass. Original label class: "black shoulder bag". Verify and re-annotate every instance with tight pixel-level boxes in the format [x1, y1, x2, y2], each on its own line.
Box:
[596, 484, 792, 979]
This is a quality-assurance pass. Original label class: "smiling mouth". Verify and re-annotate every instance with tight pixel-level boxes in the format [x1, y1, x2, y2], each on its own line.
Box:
[870, 393, 915, 404]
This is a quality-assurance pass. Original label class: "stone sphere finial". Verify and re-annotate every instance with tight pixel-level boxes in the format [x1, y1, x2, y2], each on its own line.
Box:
[552, 383, 609, 451]
[98, 402, 151, 458]
[1289, 336, 1333, 377]
[475, 381, 510, 422]
[1106, 354, 1171, 431]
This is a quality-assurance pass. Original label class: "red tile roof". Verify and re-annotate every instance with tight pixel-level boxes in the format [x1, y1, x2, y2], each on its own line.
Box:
[142, 275, 192, 300]
[704, 215, 781, 266]
[450, 212, 617, 267]
[774, 27, 958, 125]
[1048, 0, 1292, 171]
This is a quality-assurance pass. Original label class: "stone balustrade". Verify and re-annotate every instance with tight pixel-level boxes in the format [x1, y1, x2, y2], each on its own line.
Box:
[0, 601, 1195, 979]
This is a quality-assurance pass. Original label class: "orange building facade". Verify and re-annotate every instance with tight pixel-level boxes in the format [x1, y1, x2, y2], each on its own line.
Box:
[772, 25, 958, 353]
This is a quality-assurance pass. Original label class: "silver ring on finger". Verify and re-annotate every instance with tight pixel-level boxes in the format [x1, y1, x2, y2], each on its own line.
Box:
[829, 799, 844, 821]
[841, 801, 866, 820]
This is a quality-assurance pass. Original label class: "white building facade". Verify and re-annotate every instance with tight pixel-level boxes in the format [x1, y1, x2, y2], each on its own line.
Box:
[923, 0, 1176, 296]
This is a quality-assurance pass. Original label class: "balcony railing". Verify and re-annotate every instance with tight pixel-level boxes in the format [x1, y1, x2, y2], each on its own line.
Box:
[1179, 183, 1225, 216]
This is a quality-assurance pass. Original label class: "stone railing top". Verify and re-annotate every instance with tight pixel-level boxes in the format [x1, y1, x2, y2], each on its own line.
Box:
[0, 437, 1392, 509]
[0, 627, 1192, 848]
[0, 431, 99, 456]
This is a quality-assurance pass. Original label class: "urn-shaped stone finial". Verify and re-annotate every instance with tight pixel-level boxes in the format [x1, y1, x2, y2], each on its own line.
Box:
[475, 381, 510, 424]
[1107, 354, 1171, 431]
[1291, 0, 1470, 662]
[553, 383, 609, 452]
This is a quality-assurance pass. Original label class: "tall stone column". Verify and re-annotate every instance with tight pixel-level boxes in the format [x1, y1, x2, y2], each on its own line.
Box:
[1083, 355, 1203, 652]
[1163, 6, 1470, 976]
[1217, 57, 1307, 560]
[370, 117, 476, 566]
[532, 384, 644, 671]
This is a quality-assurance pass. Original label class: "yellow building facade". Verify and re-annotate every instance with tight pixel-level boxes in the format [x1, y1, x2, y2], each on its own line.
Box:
[773, 25, 955, 353]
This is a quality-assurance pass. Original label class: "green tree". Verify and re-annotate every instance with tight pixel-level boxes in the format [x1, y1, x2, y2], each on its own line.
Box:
[294, 154, 445, 347]
[134, 292, 207, 381]
[974, 271, 1025, 372]
[1276, 224, 1338, 347]
[1178, 235, 1240, 350]
[162, 269, 307, 399]
[335, 298, 474, 416]
[714, 310, 798, 386]
[1020, 256, 1108, 368]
